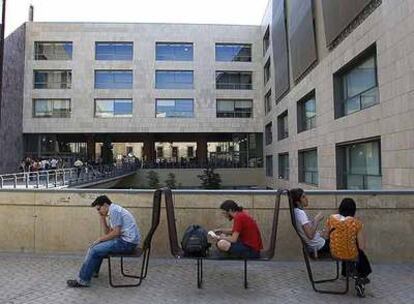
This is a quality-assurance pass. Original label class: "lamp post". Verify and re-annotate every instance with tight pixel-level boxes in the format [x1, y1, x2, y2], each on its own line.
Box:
[0, 0, 6, 124]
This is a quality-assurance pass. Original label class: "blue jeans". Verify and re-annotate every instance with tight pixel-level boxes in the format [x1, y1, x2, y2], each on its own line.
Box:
[78, 238, 137, 285]
[228, 241, 260, 259]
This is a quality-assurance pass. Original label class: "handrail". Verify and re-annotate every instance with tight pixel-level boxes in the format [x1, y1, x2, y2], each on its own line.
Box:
[0, 163, 137, 189]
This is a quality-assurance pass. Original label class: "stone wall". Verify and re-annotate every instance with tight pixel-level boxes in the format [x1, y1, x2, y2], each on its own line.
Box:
[0, 189, 413, 262]
[0, 25, 26, 173]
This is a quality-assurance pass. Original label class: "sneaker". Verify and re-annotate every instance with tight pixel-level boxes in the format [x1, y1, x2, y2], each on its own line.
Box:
[67, 279, 88, 288]
[359, 277, 370, 285]
[355, 280, 366, 298]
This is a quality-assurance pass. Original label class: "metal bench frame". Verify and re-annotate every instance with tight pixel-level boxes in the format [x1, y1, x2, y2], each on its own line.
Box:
[163, 188, 281, 289]
[105, 189, 162, 288]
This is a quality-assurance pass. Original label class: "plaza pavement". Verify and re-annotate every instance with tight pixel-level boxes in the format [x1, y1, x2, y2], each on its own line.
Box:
[0, 253, 413, 304]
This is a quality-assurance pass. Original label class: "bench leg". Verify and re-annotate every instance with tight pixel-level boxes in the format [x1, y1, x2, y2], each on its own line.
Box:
[244, 259, 248, 289]
[107, 256, 145, 288]
[197, 258, 203, 288]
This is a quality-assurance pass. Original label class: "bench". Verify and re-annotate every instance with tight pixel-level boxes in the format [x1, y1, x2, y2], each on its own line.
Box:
[286, 189, 357, 295]
[163, 188, 281, 288]
[105, 188, 162, 288]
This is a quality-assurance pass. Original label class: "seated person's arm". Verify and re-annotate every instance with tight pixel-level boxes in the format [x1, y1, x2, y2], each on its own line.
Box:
[303, 212, 324, 239]
[96, 226, 121, 243]
[100, 215, 111, 234]
[214, 228, 232, 235]
[219, 231, 239, 243]
[357, 229, 366, 251]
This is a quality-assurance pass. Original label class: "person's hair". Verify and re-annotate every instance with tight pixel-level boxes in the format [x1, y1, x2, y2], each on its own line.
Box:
[220, 200, 243, 212]
[91, 195, 112, 207]
[338, 198, 356, 217]
[289, 188, 305, 208]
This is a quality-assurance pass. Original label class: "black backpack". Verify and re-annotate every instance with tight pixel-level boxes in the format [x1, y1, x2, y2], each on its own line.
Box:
[181, 224, 210, 257]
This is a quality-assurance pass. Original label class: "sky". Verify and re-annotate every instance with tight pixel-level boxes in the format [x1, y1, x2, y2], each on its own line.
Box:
[5, 0, 270, 36]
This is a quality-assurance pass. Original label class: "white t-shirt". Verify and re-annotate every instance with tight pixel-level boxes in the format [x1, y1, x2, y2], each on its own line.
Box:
[294, 208, 325, 251]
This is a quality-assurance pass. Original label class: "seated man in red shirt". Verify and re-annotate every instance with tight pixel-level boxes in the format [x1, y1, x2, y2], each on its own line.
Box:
[214, 200, 263, 258]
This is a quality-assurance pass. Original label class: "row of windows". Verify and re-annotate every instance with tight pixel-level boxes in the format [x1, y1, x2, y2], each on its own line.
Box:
[32, 99, 254, 118]
[33, 70, 253, 90]
[266, 139, 382, 190]
[265, 49, 379, 144]
[34, 42, 253, 62]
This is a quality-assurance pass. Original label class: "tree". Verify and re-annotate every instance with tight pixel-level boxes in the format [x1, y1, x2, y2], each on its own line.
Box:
[164, 172, 177, 189]
[198, 167, 222, 189]
[146, 170, 160, 189]
[101, 136, 114, 165]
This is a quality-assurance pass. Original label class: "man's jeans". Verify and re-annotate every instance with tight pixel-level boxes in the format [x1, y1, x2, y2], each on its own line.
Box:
[78, 238, 137, 285]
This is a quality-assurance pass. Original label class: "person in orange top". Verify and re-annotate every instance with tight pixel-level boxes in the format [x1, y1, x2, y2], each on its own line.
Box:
[214, 200, 263, 258]
[325, 198, 372, 286]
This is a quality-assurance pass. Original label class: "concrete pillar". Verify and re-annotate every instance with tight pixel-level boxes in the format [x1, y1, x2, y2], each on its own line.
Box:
[196, 137, 208, 166]
[86, 135, 95, 161]
[143, 137, 155, 162]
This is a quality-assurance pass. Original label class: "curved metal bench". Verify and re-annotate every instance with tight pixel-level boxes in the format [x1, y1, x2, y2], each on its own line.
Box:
[105, 189, 162, 288]
[163, 188, 281, 289]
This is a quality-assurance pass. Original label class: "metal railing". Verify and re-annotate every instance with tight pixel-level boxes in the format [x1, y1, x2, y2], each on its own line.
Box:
[0, 163, 137, 189]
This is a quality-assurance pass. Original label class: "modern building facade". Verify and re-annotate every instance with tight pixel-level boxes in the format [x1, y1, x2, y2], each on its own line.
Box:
[1, 0, 414, 189]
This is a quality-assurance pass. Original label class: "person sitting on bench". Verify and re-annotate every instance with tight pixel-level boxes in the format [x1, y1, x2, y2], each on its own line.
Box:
[67, 195, 141, 287]
[213, 200, 263, 258]
[290, 188, 329, 256]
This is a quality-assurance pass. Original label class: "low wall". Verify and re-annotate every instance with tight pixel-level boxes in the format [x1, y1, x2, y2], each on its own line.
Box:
[0, 189, 413, 262]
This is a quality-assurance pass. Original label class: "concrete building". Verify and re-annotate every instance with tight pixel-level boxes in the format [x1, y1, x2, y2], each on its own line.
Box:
[1, 0, 414, 189]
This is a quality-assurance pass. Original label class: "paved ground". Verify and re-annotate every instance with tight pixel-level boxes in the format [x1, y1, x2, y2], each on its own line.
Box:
[0, 253, 413, 304]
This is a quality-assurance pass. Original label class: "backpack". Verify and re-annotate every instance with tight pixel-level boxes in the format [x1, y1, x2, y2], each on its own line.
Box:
[181, 224, 210, 257]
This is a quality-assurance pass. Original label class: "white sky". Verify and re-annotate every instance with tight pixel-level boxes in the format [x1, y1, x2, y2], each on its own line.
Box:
[5, 0, 270, 36]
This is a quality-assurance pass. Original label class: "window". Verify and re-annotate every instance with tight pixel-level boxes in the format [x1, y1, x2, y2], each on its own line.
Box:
[187, 146, 194, 158]
[334, 46, 378, 118]
[215, 43, 251, 62]
[297, 92, 316, 133]
[277, 111, 289, 140]
[33, 99, 71, 118]
[156, 146, 164, 158]
[34, 70, 72, 89]
[336, 139, 381, 189]
[264, 59, 271, 84]
[299, 149, 318, 185]
[156, 43, 193, 61]
[263, 26, 270, 56]
[265, 122, 272, 145]
[95, 42, 133, 60]
[155, 99, 194, 118]
[264, 90, 272, 115]
[155, 70, 193, 89]
[216, 99, 253, 118]
[95, 70, 133, 89]
[278, 153, 289, 180]
[34, 42, 73, 60]
[266, 155, 273, 177]
[95, 99, 133, 117]
[216, 71, 252, 90]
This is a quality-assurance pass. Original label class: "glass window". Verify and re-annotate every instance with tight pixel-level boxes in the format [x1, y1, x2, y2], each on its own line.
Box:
[278, 153, 289, 180]
[265, 122, 272, 145]
[216, 44, 252, 62]
[155, 70, 193, 89]
[95, 70, 133, 89]
[277, 111, 289, 140]
[216, 71, 252, 90]
[156, 43, 193, 61]
[33, 99, 71, 118]
[334, 47, 378, 118]
[95, 42, 133, 60]
[34, 70, 72, 89]
[264, 59, 271, 84]
[34, 42, 73, 60]
[337, 140, 381, 189]
[298, 93, 316, 132]
[263, 26, 270, 56]
[264, 90, 272, 115]
[299, 149, 318, 185]
[95, 99, 133, 117]
[156, 99, 194, 118]
[216, 99, 253, 118]
[266, 155, 273, 177]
